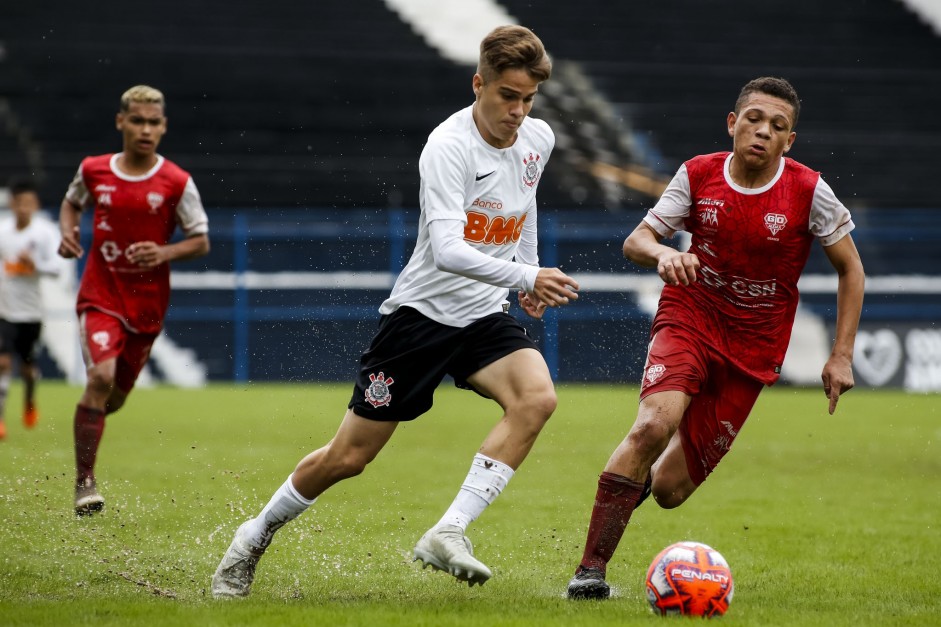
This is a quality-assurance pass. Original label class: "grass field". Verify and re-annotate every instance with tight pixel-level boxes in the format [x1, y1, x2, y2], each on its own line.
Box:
[0, 381, 938, 626]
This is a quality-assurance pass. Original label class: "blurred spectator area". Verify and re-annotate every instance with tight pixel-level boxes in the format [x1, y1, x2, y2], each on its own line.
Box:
[0, 0, 939, 210]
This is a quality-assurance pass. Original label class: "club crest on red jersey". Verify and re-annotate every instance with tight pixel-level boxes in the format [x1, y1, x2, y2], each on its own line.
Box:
[645, 363, 666, 385]
[522, 152, 541, 188]
[764, 213, 787, 236]
[146, 191, 165, 212]
[365, 371, 394, 408]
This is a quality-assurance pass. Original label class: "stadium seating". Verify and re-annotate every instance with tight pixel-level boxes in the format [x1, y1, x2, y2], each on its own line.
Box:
[501, 0, 941, 208]
[0, 0, 467, 207]
[2, 1, 938, 209]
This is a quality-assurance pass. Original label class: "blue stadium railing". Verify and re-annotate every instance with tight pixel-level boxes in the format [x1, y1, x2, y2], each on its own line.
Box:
[76, 207, 940, 383]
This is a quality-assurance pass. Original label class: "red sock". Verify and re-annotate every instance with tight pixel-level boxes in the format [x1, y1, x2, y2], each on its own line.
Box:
[74, 405, 106, 484]
[578, 472, 647, 573]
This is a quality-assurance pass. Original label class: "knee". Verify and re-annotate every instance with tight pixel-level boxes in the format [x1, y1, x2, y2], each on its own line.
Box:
[326, 447, 374, 481]
[530, 385, 557, 421]
[510, 384, 557, 431]
[86, 370, 116, 395]
[627, 418, 672, 456]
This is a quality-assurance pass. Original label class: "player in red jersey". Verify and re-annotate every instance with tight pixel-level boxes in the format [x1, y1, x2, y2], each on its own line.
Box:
[566, 77, 865, 599]
[58, 85, 210, 516]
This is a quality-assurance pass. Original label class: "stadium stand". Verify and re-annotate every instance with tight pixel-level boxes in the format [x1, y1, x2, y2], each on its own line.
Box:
[2, 1, 939, 210]
[0, 1, 469, 208]
[500, 0, 941, 209]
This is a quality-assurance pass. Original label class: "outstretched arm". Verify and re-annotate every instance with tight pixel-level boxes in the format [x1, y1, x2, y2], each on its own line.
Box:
[821, 234, 865, 415]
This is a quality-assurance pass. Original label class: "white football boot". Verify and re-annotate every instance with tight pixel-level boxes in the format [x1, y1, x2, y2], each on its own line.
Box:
[413, 524, 492, 586]
[211, 521, 266, 598]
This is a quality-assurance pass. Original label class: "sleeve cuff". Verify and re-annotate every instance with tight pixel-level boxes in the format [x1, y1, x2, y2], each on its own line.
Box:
[521, 264, 540, 293]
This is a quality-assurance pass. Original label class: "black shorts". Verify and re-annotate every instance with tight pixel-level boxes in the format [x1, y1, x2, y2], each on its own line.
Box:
[349, 306, 539, 422]
[0, 319, 42, 364]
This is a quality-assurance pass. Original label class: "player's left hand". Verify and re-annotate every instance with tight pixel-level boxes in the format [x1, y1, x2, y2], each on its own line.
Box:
[518, 291, 547, 319]
[127, 241, 169, 268]
[821, 354, 855, 415]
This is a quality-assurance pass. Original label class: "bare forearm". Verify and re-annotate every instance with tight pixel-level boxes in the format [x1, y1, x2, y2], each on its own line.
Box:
[831, 267, 865, 360]
[623, 223, 670, 267]
[59, 200, 80, 235]
[164, 234, 210, 262]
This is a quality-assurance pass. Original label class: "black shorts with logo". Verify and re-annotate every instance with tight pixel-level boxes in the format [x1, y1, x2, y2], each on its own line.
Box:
[349, 306, 539, 422]
[0, 319, 42, 364]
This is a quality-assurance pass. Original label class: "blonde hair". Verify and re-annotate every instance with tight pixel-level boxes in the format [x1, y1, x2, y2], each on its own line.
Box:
[119, 85, 165, 112]
[478, 25, 551, 84]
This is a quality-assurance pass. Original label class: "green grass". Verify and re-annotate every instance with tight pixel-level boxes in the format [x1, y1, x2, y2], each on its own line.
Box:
[0, 381, 939, 626]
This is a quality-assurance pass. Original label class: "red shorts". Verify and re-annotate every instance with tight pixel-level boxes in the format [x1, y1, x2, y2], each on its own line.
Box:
[79, 309, 157, 394]
[640, 326, 763, 486]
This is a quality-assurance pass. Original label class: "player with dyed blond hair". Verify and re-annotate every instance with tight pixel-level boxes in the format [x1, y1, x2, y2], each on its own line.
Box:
[59, 84, 210, 516]
[566, 77, 865, 600]
[212, 25, 578, 597]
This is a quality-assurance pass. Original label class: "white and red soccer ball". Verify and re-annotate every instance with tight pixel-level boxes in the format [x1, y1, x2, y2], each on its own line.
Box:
[645, 541, 734, 617]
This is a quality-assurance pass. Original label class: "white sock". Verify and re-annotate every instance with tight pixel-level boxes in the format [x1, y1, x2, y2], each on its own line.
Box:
[241, 473, 316, 550]
[435, 453, 515, 532]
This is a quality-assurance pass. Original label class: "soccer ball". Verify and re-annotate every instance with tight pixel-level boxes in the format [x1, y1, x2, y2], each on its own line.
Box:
[645, 541, 734, 617]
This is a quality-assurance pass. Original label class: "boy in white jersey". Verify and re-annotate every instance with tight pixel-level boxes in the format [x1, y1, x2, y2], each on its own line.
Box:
[567, 77, 865, 600]
[0, 179, 61, 439]
[212, 25, 579, 597]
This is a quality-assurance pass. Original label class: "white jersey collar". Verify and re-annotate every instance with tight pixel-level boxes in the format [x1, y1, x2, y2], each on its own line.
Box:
[723, 152, 784, 195]
[109, 153, 165, 182]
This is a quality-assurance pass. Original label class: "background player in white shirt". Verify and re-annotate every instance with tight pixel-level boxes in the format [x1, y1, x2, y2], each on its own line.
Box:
[212, 25, 579, 598]
[0, 178, 61, 439]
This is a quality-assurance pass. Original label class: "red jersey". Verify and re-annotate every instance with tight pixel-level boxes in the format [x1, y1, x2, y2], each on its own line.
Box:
[65, 153, 209, 334]
[643, 152, 854, 384]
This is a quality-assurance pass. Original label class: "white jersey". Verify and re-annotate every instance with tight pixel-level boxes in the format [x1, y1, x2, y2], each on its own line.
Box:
[380, 105, 555, 327]
[0, 214, 61, 322]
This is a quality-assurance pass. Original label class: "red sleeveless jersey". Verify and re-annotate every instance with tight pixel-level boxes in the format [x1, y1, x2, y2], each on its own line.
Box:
[74, 154, 193, 334]
[652, 152, 822, 384]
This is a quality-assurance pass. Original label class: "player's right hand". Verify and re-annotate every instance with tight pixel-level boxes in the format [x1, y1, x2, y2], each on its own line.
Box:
[58, 225, 83, 259]
[532, 268, 579, 307]
[657, 251, 700, 286]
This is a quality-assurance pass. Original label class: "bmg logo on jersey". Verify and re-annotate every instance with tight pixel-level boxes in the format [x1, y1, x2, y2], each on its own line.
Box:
[764, 213, 788, 237]
[464, 212, 527, 245]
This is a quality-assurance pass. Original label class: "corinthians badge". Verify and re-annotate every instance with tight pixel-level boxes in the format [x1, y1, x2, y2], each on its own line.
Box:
[365, 371, 394, 407]
[521, 152, 541, 188]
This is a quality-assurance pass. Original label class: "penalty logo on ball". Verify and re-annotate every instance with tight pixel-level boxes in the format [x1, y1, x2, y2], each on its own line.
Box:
[645, 541, 733, 617]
